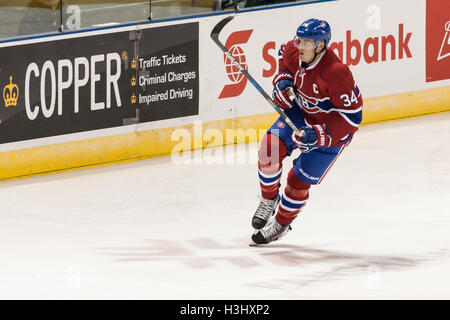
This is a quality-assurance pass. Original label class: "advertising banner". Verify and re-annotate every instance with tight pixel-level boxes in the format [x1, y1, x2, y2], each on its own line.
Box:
[426, 0, 450, 82]
[204, 0, 425, 121]
[0, 22, 199, 144]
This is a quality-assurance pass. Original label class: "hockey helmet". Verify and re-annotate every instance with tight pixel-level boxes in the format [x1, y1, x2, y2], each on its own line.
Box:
[295, 18, 331, 47]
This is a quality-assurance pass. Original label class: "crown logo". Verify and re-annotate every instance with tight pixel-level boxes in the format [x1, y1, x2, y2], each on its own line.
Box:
[3, 76, 19, 107]
[131, 58, 136, 69]
[131, 76, 136, 86]
[131, 93, 137, 104]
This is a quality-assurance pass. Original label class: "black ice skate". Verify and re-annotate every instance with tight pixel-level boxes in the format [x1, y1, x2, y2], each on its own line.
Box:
[252, 195, 280, 229]
[251, 217, 291, 245]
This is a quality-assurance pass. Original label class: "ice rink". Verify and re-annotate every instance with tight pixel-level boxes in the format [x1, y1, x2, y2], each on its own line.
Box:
[1, 112, 449, 299]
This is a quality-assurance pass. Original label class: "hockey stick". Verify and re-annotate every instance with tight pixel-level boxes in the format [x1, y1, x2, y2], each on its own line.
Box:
[210, 15, 303, 136]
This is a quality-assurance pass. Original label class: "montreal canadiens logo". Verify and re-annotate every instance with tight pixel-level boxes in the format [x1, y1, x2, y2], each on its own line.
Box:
[296, 89, 322, 113]
[219, 29, 253, 99]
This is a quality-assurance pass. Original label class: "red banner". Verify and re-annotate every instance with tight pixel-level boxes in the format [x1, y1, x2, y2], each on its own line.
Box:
[426, 0, 450, 82]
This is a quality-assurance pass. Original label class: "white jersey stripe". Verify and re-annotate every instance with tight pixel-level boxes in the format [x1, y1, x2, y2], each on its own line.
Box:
[273, 73, 293, 84]
[300, 102, 362, 114]
[338, 111, 360, 128]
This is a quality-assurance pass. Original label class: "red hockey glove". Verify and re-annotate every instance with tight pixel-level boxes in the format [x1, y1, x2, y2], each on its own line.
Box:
[272, 73, 296, 110]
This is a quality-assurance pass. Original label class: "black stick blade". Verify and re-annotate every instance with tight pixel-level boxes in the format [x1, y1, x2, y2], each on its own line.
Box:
[210, 16, 235, 41]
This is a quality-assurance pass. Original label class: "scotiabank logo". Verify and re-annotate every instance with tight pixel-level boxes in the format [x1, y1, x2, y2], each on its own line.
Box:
[426, 0, 450, 82]
[329, 24, 412, 66]
[437, 21, 450, 61]
[219, 23, 416, 95]
[219, 29, 253, 99]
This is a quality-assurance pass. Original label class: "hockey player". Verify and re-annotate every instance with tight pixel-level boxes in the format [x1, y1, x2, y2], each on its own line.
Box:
[251, 18, 363, 244]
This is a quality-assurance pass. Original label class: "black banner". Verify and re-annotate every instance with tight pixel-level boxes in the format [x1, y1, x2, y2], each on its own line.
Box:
[0, 22, 199, 144]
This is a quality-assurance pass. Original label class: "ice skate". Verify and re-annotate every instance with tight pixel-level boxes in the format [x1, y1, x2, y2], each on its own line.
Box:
[250, 217, 291, 245]
[251, 195, 280, 229]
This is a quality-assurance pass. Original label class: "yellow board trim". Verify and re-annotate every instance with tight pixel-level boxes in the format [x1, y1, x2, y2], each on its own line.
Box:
[0, 86, 449, 181]
[361, 86, 450, 124]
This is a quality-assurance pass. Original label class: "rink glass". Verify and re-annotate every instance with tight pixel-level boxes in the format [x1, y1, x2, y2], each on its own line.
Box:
[0, 0, 317, 40]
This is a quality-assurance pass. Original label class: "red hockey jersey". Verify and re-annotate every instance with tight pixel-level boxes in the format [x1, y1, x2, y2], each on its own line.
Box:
[275, 40, 363, 146]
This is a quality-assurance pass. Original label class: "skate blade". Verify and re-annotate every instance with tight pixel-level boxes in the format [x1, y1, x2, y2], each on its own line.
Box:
[248, 239, 269, 247]
[249, 241, 263, 247]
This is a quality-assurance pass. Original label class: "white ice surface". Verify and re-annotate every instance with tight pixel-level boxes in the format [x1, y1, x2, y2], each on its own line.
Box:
[0, 112, 449, 299]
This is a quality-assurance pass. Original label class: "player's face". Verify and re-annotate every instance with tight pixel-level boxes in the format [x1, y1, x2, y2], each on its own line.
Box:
[294, 37, 318, 63]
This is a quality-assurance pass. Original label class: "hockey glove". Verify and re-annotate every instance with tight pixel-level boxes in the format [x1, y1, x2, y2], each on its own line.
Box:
[272, 73, 296, 110]
[292, 124, 332, 153]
